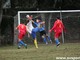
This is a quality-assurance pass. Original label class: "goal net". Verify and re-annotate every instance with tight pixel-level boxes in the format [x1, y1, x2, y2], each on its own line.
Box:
[16, 10, 80, 44]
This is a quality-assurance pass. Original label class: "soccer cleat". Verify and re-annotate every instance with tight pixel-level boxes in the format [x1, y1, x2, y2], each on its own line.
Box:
[57, 42, 60, 47]
[25, 44, 27, 49]
[46, 42, 48, 45]
[36, 46, 38, 48]
[57, 44, 60, 46]
[18, 46, 21, 49]
[50, 40, 52, 44]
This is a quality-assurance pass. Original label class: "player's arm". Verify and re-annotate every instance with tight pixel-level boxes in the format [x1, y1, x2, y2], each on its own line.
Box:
[27, 32, 30, 38]
[16, 25, 19, 30]
[40, 21, 45, 25]
[26, 26, 30, 33]
[31, 19, 35, 23]
[49, 21, 56, 32]
[16, 27, 17, 30]
[31, 20, 38, 27]
[26, 25, 30, 37]
[49, 26, 54, 32]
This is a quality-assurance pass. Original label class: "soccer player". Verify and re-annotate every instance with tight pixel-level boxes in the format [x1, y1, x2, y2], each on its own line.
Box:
[26, 15, 39, 48]
[16, 23, 27, 49]
[49, 17, 66, 46]
[36, 18, 52, 44]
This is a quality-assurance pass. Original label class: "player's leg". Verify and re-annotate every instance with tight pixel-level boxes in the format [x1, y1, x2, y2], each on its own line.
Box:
[46, 33, 52, 44]
[54, 32, 60, 46]
[18, 39, 27, 49]
[31, 29, 38, 48]
[57, 32, 62, 46]
[41, 30, 52, 44]
[42, 35, 48, 44]
[47, 36, 52, 44]
[40, 31, 48, 44]
[18, 40, 22, 49]
[18, 33, 27, 49]
[19, 40, 27, 48]
[18, 33, 23, 49]
[34, 38, 38, 48]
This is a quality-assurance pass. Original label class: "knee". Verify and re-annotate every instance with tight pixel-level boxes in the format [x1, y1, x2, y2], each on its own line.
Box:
[42, 35, 45, 38]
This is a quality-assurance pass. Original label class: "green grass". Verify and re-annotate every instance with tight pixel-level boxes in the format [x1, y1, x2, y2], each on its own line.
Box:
[0, 43, 80, 60]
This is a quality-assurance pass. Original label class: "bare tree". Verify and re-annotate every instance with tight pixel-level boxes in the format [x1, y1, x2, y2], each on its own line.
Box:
[0, 0, 3, 35]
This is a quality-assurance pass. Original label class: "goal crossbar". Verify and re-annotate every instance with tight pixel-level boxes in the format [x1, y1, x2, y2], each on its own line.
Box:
[18, 10, 80, 14]
[18, 10, 80, 25]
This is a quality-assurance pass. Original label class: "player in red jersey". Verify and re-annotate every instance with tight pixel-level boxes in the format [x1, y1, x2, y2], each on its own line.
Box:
[49, 17, 66, 46]
[16, 23, 27, 49]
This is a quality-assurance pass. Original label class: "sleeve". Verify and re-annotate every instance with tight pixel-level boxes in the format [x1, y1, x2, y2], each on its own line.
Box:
[26, 26, 30, 33]
[25, 26, 27, 32]
[33, 22, 38, 27]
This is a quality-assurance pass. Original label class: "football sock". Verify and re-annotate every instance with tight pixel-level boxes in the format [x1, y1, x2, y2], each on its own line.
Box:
[34, 39, 38, 48]
[19, 40, 26, 46]
[55, 39, 59, 45]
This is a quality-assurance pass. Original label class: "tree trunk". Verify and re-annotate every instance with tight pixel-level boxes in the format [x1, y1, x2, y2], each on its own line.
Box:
[0, 0, 3, 46]
[0, 0, 3, 33]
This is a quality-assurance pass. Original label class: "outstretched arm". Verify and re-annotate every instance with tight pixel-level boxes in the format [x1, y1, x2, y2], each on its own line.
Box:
[27, 32, 30, 38]
[49, 21, 56, 32]
[49, 26, 54, 32]
[32, 20, 38, 27]
[16, 25, 19, 30]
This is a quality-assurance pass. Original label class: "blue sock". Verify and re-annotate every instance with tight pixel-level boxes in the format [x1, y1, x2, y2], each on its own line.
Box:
[19, 40, 26, 46]
[43, 37, 47, 43]
[55, 39, 59, 45]
[18, 42, 22, 47]
[47, 36, 51, 41]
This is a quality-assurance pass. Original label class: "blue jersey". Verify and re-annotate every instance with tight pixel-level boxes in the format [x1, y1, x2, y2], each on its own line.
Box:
[39, 27, 45, 31]
[35, 22, 45, 32]
[31, 22, 45, 39]
[33, 22, 38, 27]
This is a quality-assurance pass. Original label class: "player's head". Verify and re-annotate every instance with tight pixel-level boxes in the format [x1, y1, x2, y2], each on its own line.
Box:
[26, 15, 32, 20]
[36, 19, 41, 23]
[56, 17, 60, 19]
[20, 21, 27, 25]
[36, 17, 42, 22]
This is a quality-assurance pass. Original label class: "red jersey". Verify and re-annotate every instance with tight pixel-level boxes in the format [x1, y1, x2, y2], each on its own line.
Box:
[50, 19, 65, 33]
[17, 24, 27, 34]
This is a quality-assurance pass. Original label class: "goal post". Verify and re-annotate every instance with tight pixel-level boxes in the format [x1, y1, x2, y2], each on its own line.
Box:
[17, 10, 80, 43]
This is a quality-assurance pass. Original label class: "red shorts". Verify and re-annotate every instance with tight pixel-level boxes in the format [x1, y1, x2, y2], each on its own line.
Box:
[54, 32, 62, 38]
[18, 32, 25, 40]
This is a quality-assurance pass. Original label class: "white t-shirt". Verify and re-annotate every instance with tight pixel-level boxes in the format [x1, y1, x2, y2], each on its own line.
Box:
[26, 20, 34, 34]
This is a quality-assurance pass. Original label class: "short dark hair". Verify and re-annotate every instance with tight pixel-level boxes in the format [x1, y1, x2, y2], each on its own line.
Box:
[57, 17, 60, 19]
[25, 20, 29, 25]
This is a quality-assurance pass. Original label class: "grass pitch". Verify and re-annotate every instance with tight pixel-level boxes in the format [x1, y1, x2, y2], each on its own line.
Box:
[0, 43, 80, 60]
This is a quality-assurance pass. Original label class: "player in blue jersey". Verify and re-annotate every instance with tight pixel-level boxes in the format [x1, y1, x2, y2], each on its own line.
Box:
[36, 18, 52, 44]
